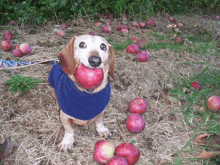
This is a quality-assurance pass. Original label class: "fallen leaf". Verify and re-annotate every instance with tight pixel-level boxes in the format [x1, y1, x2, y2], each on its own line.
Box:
[196, 149, 219, 158]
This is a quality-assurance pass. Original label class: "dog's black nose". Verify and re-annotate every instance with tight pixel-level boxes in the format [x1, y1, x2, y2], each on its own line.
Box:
[88, 56, 102, 67]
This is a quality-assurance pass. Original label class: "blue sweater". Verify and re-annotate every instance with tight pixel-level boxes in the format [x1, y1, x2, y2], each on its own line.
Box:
[48, 64, 111, 120]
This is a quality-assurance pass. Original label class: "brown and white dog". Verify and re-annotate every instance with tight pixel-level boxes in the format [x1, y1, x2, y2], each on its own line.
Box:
[49, 35, 115, 151]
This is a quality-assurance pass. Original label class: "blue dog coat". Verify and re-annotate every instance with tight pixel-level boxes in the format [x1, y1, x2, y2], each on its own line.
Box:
[48, 64, 111, 120]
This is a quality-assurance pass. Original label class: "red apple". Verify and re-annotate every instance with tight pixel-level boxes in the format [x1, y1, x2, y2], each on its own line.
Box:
[57, 30, 65, 36]
[126, 114, 145, 134]
[94, 22, 99, 26]
[214, 15, 220, 20]
[132, 22, 139, 27]
[1, 40, 12, 51]
[147, 19, 156, 27]
[190, 82, 201, 91]
[175, 38, 182, 44]
[4, 33, 13, 40]
[207, 96, 220, 112]
[10, 20, 16, 25]
[139, 22, 147, 28]
[106, 156, 128, 165]
[126, 44, 139, 54]
[75, 63, 104, 90]
[117, 24, 124, 31]
[141, 40, 147, 44]
[129, 98, 147, 114]
[5, 30, 12, 35]
[177, 23, 183, 28]
[169, 16, 174, 21]
[105, 21, 112, 26]
[102, 26, 111, 33]
[136, 51, 150, 62]
[121, 28, 129, 33]
[12, 46, 22, 57]
[93, 140, 115, 164]
[61, 23, 67, 29]
[109, 14, 114, 19]
[19, 43, 32, 55]
[115, 143, 140, 165]
[131, 36, 138, 43]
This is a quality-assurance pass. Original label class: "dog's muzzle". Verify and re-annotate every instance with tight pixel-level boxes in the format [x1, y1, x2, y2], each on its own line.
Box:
[88, 56, 102, 68]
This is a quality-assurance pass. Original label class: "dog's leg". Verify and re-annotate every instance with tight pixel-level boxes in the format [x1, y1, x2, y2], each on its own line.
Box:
[58, 110, 74, 151]
[95, 111, 111, 138]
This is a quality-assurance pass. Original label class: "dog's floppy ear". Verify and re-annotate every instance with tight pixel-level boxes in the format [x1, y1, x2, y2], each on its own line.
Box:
[108, 46, 115, 80]
[58, 37, 77, 75]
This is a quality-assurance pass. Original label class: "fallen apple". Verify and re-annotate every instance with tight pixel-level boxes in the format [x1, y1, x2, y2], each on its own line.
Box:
[4, 33, 13, 40]
[93, 140, 115, 164]
[126, 114, 145, 134]
[136, 51, 149, 62]
[20, 43, 32, 55]
[169, 16, 174, 21]
[12, 46, 22, 57]
[109, 14, 114, 19]
[94, 22, 99, 26]
[5, 30, 12, 35]
[190, 82, 201, 91]
[207, 96, 220, 112]
[132, 22, 139, 27]
[121, 28, 129, 33]
[147, 19, 156, 27]
[177, 23, 183, 28]
[129, 98, 147, 115]
[106, 156, 128, 165]
[105, 21, 112, 26]
[115, 143, 140, 165]
[117, 24, 124, 31]
[127, 44, 139, 54]
[1, 40, 12, 51]
[139, 22, 147, 28]
[141, 40, 147, 44]
[61, 23, 67, 29]
[131, 36, 138, 43]
[102, 25, 111, 33]
[175, 38, 182, 44]
[75, 63, 104, 90]
[10, 20, 16, 25]
[57, 30, 65, 36]
[214, 15, 220, 20]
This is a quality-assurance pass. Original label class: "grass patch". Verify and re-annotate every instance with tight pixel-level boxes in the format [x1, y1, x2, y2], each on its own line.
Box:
[4, 74, 43, 92]
[170, 65, 220, 162]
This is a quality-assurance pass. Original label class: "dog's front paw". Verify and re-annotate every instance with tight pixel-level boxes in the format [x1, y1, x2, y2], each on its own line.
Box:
[58, 132, 74, 152]
[96, 123, 111, 138]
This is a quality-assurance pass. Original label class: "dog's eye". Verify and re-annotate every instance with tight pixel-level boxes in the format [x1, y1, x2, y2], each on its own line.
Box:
[100, 43, 107, 51]
[79, 42, 87, 48]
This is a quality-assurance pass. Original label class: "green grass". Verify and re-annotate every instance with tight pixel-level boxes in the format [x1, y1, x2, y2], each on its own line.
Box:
[170, 66, 220, 163]
[4, 74, 43, 92]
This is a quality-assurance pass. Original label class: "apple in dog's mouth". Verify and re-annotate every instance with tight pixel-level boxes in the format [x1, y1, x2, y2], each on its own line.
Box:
[75, 63, 104, 90]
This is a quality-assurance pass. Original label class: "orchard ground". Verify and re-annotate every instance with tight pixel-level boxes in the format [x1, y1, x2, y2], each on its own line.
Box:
[0, 14, 220, 164]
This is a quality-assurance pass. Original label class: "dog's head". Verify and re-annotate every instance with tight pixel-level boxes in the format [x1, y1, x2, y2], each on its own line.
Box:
[58, 35, 115, 80]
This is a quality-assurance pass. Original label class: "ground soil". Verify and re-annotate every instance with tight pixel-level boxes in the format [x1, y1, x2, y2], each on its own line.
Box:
[0, 14, 219, 164]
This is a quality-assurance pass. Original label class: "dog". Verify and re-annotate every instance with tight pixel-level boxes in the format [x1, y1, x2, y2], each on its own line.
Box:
[48, 35, 115, 151]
